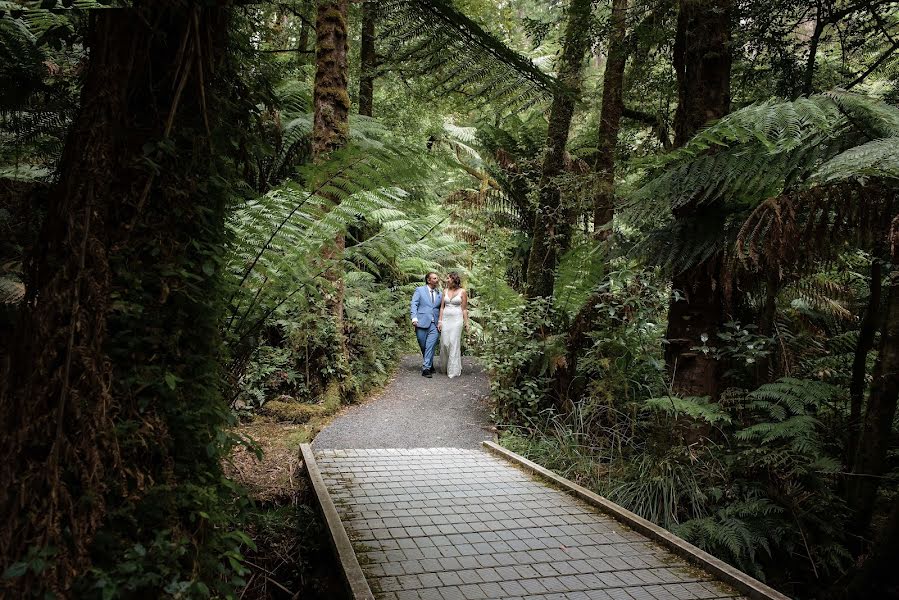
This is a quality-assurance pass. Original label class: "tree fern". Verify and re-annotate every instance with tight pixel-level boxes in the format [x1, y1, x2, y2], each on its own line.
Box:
[630, 92, 899, 281]
[376, 0, 556, 111]
[643, 395, 733, 425]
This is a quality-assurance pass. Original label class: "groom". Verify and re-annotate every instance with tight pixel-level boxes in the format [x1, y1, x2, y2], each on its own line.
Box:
[410, 272, 442, 378]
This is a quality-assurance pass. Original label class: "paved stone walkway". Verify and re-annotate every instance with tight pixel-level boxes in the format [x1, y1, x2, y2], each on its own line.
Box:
[315, 448, 748, 600]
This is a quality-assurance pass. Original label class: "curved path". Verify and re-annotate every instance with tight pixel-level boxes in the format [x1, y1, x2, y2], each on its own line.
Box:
[312, 354, 492, 450]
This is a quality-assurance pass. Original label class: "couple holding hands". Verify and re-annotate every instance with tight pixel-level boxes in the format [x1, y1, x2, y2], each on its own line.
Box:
[410, 272, 469, 378]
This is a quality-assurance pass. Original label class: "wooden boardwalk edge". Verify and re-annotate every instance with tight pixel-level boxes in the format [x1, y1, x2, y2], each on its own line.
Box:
[482, 440, 791, 600]
[300, 443, 376, 600]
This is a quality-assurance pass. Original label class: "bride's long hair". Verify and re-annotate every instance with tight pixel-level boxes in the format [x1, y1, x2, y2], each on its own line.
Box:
[446, 272, 461, 290]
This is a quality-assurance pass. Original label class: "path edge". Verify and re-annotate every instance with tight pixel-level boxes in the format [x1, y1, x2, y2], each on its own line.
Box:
[299, 443, 375, 600]
[482, 440, 791, 600]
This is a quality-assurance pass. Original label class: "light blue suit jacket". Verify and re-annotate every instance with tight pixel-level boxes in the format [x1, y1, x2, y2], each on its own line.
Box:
[410, 285, 441, 328]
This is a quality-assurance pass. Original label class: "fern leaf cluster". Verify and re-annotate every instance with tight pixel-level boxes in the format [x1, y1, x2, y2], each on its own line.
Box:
[632, 92, 899, 277]
[377, 0, 555, 112]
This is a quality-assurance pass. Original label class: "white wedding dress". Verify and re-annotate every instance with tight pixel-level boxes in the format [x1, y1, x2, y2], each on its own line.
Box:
[439, 290, 464, 378]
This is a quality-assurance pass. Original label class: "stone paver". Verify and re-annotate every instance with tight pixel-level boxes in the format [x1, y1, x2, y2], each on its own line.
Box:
[315, 448, 746, 600]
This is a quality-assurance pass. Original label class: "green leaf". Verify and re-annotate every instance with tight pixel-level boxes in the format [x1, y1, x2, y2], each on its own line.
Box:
[2, 562, 28, 579]
[164, 372, 178, 390]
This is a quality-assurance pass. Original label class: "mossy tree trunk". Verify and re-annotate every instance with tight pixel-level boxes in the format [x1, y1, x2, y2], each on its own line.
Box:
[313, 0, 350, 157]
[664, 0, 732, 398]
[525, 0, 595, 299]
[0, 6, 233, 595]
[358, 0, 376, 117]
[313, 0, 351, 364]
[592, 0, 628, 238]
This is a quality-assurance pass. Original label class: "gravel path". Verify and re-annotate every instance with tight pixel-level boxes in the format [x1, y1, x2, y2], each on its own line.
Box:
[312, 354, 493, 449]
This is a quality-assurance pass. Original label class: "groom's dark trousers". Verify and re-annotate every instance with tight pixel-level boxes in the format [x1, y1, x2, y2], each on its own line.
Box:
[416, 322, 439, 371]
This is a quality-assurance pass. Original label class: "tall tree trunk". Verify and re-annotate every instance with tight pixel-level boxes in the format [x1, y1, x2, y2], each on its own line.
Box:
[846, 255, 899, 548]
[802, 13, 824, 96]
[358, 0, 376, 117]
[313, 0, 351, 363]
[664, 0, 732, 398]
[848, 258, 882, 469]
[672, 0, 732, 147]
[525, 0, 595, 299]
[592, 0, 628, 237]
[0, 7, 230, 595]
[842, 496, 899, 599]
[313, 0, 350, 157]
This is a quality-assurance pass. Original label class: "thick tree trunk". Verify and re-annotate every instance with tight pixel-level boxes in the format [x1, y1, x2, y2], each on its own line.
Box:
[314, 0, 350, 156]
[0, 7, 230, 594]
[313, 0, 351, 361]
[592, 0, 628, 237]
[525, 0, 595, 298]
[842, 497, 899, 599]
[358, 0, 376, 117]
[847, 258, 882, 469]
[665, 0, 732, 398]
[846, 258, 899, 548]
[672, 0, 732, 147]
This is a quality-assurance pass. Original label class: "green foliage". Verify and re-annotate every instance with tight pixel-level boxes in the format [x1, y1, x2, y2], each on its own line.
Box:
[377, 0, 555, 111]
[224, 66, 469, 414]
[474, 299, 554, 421]
[673, 496, 785, 579]
[608, 450, 714, 530]
[631, 92, 899, 276]
[643, 396, 732, 425]
[0, 10, 81, 180]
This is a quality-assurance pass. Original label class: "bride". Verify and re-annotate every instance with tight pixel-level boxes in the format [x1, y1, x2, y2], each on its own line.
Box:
[437, 272, 468, 378]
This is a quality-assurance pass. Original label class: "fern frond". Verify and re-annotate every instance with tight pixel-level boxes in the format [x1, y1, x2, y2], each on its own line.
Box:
[630, 93, 899, 275]
[377, 0, 555, 110]
[643, 395, 732, 425]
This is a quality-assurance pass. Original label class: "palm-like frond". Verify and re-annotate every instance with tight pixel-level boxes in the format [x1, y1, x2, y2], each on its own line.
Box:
[377, 0, 555, 111]
[0, 10, 83, 179]
[226, 132, 465, 345]
[631, 92, 899, 276]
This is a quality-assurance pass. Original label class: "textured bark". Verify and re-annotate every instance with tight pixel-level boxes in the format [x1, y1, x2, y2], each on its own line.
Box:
[0, 7, 228, 594]
[842, 497, 899, 599]
[313, 0, 350, 157]
[592, 0, 628, 237]
[665, 0, 732, 397]
[313, 0, 351, 359]
[672, 0, 732, 147]
[358, 0, 376, 117]
[847, 258, 882, 469]
[847, 258, 899, 546]
[525, 0, 595, 299]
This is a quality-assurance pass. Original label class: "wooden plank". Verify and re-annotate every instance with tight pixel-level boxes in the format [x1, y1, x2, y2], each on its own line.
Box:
[300, 443, 375, 600]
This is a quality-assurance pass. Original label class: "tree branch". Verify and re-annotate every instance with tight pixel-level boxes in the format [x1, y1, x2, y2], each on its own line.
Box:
[622, 106, 672, 149]
[846, 38, 899, 90]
